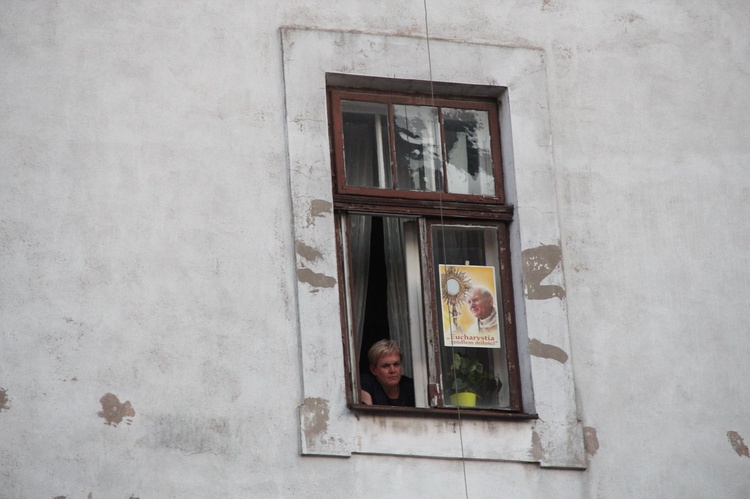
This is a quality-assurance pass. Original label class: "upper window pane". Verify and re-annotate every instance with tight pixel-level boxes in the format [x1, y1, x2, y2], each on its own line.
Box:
[444, 108, 495, 196]
[342, 100, 392, 189]
[331, 90, 505, 203]
[393, 105, 443, 192]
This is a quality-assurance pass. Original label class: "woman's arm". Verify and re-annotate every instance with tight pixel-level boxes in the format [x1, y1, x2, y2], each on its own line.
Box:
[360, 389, 373, 405]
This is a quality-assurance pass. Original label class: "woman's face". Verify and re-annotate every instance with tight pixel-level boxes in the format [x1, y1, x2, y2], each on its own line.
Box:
[370, 353, 402, 390]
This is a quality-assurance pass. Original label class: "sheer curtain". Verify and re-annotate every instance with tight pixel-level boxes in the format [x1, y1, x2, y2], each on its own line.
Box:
[349, 214, 371, 365]
[383, 217, 412, 377]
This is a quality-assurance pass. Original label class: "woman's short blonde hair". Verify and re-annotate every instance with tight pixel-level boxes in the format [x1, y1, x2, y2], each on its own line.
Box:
[367, 339, 402, 367]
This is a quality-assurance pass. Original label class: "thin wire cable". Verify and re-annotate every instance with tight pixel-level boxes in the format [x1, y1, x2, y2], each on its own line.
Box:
[422, 1, 469, 498]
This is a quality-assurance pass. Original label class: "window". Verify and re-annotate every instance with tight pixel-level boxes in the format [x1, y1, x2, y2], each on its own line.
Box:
[329, 89, 522, 412]
[284, 28, 585, 467]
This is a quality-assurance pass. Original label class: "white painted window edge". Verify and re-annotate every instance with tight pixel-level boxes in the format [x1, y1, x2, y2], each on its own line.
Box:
[281, 27, 585, 469]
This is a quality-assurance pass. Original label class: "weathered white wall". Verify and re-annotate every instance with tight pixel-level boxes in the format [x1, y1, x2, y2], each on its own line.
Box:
[1, 1, 748, 498]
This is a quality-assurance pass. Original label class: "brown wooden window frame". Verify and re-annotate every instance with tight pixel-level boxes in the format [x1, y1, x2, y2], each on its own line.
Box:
[328, 86, 530, 419]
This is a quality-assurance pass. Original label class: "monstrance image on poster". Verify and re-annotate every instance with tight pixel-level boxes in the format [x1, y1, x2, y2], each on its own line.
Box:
[439, 264, 501, 348]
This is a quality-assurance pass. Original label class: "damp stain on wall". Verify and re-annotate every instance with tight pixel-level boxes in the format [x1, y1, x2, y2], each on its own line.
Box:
[522, 244, 566, 300]
[0, 388, 9, 411]
[583, 426, 600, 456]
[530, 429, 544, 461]
[97, 393, 135, 427]
[137, 414, 230, 455]
[727, 431, 750, 459]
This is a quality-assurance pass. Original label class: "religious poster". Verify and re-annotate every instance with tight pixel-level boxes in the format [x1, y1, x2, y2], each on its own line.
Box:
[439, 264, 501, 348]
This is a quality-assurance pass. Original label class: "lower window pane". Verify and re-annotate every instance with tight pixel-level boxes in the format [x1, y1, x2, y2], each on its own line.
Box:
[432, 224, 510, 409]
[345, 214, 427, 407]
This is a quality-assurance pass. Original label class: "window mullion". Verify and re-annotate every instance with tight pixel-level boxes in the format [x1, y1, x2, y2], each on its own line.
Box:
[419, 217, 444, 407]
[374, 111, 387, 188]
[438, 106, 449, 193]
[386, 102, 399, 190]
[403, 221, 429, 407]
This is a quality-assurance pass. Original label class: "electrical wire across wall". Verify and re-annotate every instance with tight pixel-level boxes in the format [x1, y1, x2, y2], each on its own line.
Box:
[421, 1, 470, 498]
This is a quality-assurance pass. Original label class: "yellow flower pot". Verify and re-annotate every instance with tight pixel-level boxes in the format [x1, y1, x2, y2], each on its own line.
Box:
[450, 392, 477, 407]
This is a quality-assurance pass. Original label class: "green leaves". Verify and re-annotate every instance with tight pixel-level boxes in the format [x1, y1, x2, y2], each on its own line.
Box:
[446, 352, 503, 399]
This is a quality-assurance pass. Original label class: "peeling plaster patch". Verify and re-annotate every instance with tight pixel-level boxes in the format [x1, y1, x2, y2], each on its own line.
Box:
[0, 388, 9, 411]
[310, 199, 332, 218]
[528, 338, 569, 364]
[97, 393, 135, 427]
[530, 430, 544, 461]
[295, 241, 323, 262]
[305, 199, 333, 228]
[583, 427, 599, 456]
[297, 268, 336, 289]
[727, 431, 750, 459]
[522, 245, 565, 300]
[300, 397, 330, 449]
[53, 496, 66, 499]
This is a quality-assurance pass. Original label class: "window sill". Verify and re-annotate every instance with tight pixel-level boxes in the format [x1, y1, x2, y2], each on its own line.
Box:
[348, 403, 538, 421]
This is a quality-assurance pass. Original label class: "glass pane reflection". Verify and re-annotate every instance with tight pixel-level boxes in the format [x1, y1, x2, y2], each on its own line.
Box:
[444, 108, 495, 196]
[342, 100, 392, 189]
[393, 105, 443, 192]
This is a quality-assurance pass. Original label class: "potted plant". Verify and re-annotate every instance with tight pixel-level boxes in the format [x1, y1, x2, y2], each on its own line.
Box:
[445, 352, 503, 407]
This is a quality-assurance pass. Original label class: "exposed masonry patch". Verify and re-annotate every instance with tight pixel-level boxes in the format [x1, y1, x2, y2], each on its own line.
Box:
[522, 244, 565, 300]
[300, 397, 330, 450]
[727, 431, 750, 459]
[583, 427, 599, 456]
[295, 241, 323, 262]
[98, 393, 135, 427]
[530, 429, 544, 461]
[528, 338, 569, 364]
[0, 388, 9, 411]
[297, 268, 336, 289]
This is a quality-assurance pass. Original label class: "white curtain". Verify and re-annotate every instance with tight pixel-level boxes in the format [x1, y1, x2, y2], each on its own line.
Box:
[384, 217, 412, 377]
[349, 214, 371, 363]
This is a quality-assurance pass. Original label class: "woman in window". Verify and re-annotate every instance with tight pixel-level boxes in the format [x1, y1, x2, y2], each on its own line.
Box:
[360, 340, 415, 407]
